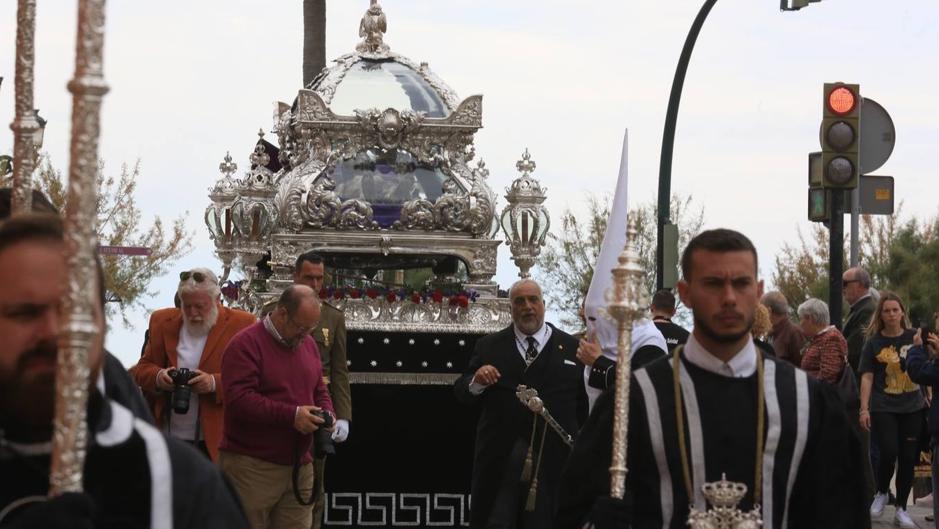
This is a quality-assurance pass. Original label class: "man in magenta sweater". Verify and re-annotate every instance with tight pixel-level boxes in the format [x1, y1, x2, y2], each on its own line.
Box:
[219, 285, 335, 529]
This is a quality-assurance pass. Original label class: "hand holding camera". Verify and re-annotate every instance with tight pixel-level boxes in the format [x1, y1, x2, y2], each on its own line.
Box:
[294, 406, 337, 457]
[294, 405, 329, 434]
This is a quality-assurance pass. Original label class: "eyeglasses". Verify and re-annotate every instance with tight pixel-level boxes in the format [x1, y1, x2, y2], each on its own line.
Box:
[180, 271, 207, 283]
[288, 315, 316, 336]
[842, 279, 858, 288]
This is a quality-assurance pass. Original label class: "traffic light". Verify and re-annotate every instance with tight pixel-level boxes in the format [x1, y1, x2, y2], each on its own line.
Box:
[820, 82, 860, 189]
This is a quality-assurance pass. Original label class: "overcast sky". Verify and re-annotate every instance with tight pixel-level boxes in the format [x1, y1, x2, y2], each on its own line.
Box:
[2, 1, 938, 366]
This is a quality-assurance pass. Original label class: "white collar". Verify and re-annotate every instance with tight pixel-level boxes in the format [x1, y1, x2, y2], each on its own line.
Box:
[816, 325, 836, 336]
[683, 333, 757, 378]
[514, 322, 549, 346]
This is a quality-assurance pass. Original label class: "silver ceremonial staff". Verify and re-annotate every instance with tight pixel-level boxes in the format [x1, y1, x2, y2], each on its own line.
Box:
[49, 0, 109, 496]
[10, 0, 39, 214]
[515, 385, 574, 447]
[607, 218, 647, 499]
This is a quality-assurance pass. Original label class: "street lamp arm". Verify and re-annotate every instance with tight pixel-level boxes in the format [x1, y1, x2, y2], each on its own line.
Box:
[655, 0, 718, 290]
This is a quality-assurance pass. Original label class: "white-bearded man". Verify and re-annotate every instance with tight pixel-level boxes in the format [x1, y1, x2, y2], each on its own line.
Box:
[131, 267, 255, 460]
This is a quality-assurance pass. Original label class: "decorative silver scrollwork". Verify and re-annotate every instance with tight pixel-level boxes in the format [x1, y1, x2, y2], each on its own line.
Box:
[273, 175, 307, 232]
[463, 161, 496, 236]
[354, 107, 425, 150]
[447, 95, 483, 128]
[393, 198, 436, 230]
[306, 176, 342, 229]
[328, 297, 512, 334]
[337, 199, 379, 230]
[433, 179, 467, 232]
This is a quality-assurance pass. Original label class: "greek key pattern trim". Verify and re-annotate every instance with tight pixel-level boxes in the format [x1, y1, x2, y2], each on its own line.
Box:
[325, 493, 470, 527]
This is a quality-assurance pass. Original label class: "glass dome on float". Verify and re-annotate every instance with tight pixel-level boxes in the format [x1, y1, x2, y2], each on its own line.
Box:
[326, 60, 450, 118]
[204, 0, 531, 318]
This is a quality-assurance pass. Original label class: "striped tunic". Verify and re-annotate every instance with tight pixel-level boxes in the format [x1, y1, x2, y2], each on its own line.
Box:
[556, 352, 869, 529]
[0, 392, 248, 528]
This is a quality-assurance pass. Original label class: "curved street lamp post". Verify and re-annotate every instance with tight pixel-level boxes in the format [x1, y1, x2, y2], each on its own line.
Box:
[655, 0, 824, 290]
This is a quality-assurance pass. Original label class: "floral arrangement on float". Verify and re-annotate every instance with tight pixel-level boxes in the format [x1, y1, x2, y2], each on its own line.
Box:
[221, 279, 480, 320]
[317, 286, 479, 308]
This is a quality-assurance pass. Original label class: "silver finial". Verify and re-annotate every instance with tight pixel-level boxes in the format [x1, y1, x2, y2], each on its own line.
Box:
[356, 0, 390, 56]
[219, 151, 237, 178]
[515, 148, 536, 177]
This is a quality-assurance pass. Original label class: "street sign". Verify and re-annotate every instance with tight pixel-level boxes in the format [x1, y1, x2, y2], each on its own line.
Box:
[810, 175, 894, 222]
[860, 97, 896, 175]
[662, 223, 679, 289]
[856, 175, 894, 215]
[98, 245, 152, 256]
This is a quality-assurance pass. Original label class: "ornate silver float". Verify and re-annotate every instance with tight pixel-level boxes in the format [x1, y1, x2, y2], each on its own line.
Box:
[206, 1, 550, 333]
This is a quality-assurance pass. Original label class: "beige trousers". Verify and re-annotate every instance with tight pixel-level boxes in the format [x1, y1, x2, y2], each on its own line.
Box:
[219, 451, 314, 529]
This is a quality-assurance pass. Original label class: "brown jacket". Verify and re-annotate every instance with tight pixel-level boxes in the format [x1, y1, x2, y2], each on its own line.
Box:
[131, 305, 256, 461]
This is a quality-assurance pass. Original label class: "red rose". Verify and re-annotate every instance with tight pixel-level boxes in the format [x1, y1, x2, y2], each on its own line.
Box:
[349, 289, 361, 299]
[457, 295, 469, 308]
[318, 288, 327, 299]
[431, 290, 443, 303]
[365, 288, 379, 299]
[333, 290, 344, 300]
[411, 292, 422, 304]
[386, 292, 397, 302]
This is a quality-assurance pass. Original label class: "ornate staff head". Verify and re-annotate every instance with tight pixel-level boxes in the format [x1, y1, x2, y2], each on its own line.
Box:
[607, 216, 648, 499]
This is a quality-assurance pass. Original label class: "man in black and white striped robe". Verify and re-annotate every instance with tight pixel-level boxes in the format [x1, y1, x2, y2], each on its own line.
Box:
[0, 213, 248, 528]
[555, 228, 868, 529]
[0, 391, 249, 528]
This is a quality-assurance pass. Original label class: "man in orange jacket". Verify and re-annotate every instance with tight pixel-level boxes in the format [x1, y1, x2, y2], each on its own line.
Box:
[132, 267, 255, 460]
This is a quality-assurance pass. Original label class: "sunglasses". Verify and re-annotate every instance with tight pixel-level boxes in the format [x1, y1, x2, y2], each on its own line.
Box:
[180, 271, 207, 283]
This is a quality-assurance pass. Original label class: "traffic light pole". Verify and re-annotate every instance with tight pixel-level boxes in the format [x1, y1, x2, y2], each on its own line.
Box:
[656, 0, 718, 291]
[829, 190, 844, 329]
[849, 186, 860, 266]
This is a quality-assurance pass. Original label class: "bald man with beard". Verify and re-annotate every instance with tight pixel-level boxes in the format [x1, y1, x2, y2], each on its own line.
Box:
[455, 279, 588, 529]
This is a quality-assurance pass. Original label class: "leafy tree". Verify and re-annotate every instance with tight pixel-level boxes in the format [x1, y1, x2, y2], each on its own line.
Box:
[537, 194, 704, 329]
[877, 218, 939, 325]
[772, 205, 939, 324]
[771, 223, 834, 308]
[28, 157, 193, 326]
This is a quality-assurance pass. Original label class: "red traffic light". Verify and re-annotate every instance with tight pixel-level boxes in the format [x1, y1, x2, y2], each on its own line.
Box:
[827, 86, 857, 115]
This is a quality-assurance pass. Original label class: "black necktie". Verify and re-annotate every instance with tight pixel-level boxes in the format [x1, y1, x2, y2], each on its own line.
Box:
[525, 336, 538, 364]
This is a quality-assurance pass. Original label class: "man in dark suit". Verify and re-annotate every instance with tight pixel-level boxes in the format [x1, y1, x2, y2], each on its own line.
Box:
[842, 266, 876, 373]
[841, 265, 877, 497]
[455, 279, 588, 529]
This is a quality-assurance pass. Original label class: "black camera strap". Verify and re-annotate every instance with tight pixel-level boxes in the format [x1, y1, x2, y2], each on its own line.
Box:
[291, 436, 322, 506]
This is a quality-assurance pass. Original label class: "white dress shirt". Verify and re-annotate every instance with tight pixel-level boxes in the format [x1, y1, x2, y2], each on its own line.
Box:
[512, 323, 551, 363]
[468, 323, 552, 395]
[168, 324, 208, 440]
[682, 333, 757, 378]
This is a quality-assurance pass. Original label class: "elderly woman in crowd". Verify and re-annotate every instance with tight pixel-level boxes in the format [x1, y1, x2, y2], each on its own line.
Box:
[798, 298, 848, 384]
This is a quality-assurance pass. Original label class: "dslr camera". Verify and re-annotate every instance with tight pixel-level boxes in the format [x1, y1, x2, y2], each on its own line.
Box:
[168, 368, 198, 414]
[313, 409, 336, 458]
